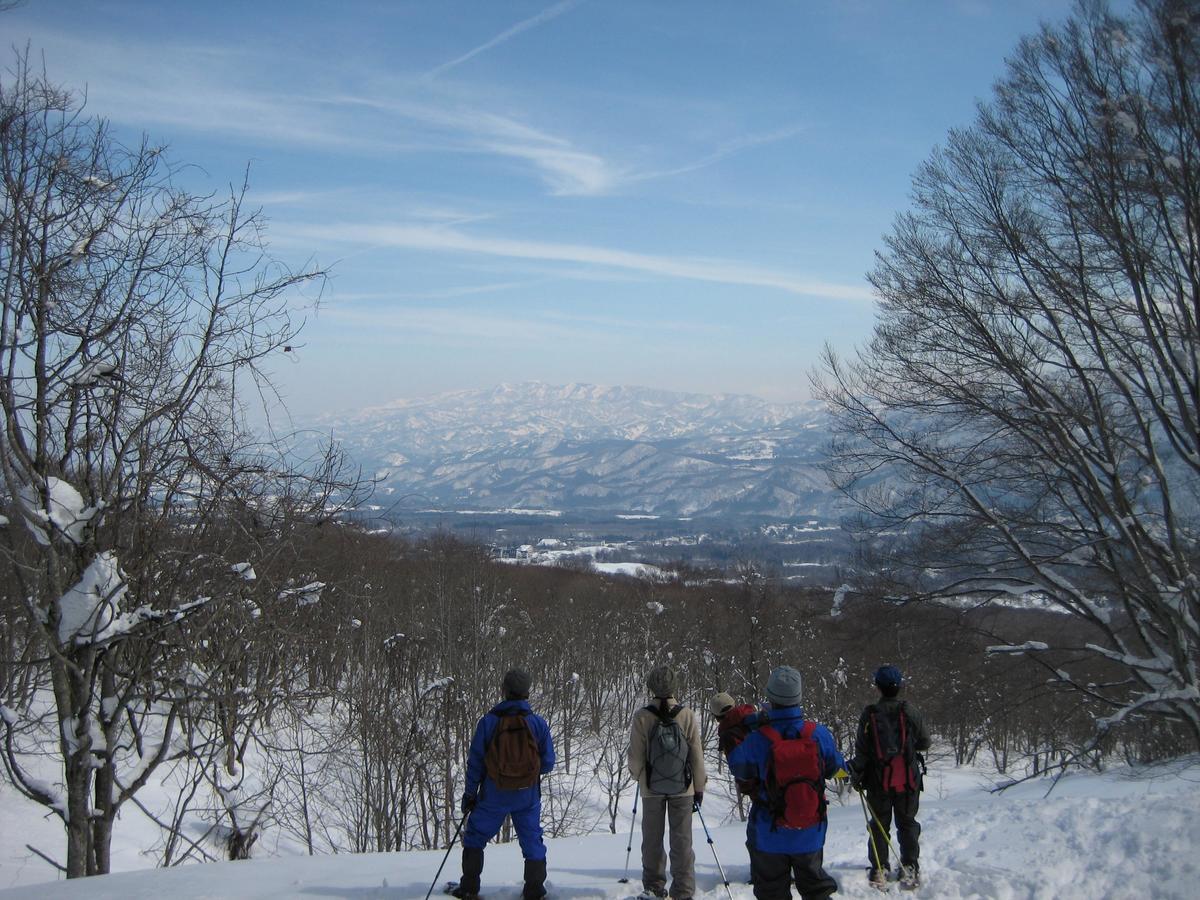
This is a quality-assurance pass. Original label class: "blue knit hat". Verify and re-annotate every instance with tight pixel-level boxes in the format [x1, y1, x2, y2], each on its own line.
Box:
[873, 665, 903, 689]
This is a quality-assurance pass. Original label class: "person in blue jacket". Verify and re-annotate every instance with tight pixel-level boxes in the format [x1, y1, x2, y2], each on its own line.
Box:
[452, 668, 556, 900]
[729, 666, 845, 900]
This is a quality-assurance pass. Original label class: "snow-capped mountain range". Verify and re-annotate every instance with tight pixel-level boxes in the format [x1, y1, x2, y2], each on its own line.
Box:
[318, 382, 841, 518]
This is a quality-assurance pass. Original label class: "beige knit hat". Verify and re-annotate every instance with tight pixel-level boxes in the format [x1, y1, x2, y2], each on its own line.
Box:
[709, 692, 736, 717]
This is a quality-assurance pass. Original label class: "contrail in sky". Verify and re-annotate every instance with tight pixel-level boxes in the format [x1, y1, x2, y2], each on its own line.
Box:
[424, 0, 584, 81]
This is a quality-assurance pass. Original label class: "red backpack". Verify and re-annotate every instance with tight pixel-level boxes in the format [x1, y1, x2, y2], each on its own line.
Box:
[760, 721, 826, 829]
[869, 703, 918, 793]
[717, 703, 759, 755]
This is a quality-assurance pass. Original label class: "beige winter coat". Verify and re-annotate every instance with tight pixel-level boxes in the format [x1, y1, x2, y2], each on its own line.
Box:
[627, 698, 707, 797]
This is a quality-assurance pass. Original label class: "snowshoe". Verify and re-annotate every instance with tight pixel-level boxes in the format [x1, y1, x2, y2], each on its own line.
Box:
[868, 868, 888, 891]
[899, 864, 920, 890]
[444, 881, 481, 899]
[636, 890, 668, 900]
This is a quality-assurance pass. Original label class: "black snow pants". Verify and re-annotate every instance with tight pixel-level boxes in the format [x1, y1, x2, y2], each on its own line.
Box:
[748, 846, 837, 900]
[865, 788, 920, 872]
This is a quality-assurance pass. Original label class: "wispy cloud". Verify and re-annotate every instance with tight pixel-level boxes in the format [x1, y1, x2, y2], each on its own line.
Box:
[329, 92, 624, 196]
[632, 124, 808, 182]
[16, 24, 620, 196]
[327, 280, 547, 304]
[423, 0, 585, 81]
[319, 305, 650, 349]
[282, 222, 874, 302]
[18, 22, 797, 200]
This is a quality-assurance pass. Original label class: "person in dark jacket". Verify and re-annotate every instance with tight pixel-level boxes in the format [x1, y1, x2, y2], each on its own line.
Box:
[729, 666, 845, 900]
[849, 665, 930, 891]
[710, 691, 760, 757]
[710, 691, 761, 796]
[452, 669, 556, 900]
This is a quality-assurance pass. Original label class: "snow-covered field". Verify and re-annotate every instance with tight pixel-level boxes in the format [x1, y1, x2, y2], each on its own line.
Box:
[2, 757, 1197, 899]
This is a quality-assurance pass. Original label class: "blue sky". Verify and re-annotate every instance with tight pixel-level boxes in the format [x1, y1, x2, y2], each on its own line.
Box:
[7, 0, 1073, 419]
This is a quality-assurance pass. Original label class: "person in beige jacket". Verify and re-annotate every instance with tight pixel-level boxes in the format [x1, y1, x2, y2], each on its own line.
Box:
[627, 665, 707, 900]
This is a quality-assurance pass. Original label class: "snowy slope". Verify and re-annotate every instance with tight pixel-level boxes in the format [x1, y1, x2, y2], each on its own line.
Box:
[2, 759, 1196, 899]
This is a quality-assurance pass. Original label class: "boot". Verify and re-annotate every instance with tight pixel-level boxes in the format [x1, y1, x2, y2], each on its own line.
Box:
[899, 863, 920, 890]
[522, 857, 547, 899]
[868, 867, 888, 891]
[451, 846, 484, 898]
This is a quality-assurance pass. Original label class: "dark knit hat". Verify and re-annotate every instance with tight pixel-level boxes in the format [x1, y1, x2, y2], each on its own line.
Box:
[502, 668, 532, 699]
[647, 665, 678, 699]
[765, 666, 803, 707]
[873, 665, 903, 690]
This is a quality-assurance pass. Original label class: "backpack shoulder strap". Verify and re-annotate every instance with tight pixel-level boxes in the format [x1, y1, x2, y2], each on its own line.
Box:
[868, 707, 885, 759]
[647, 703, 682, 722]
[759, 725, 782, 746]
[799, 720, 817, 740]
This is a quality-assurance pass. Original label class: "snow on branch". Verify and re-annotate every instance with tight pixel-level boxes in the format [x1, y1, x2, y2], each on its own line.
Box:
[420, 676, 454, 698]
[17, 478, 104, 546]
[277, 582, 325, 606]
[1083, 643, 1174, 674]
[1096, 686, 1200, 733]
[57, 553, 210, 647]
[986, 641, 1050, 655]
[57, 552, 129, 644]
[1, 707, 70, 821]
[231, 562, 257, 581]
[72, 359, 119, 387]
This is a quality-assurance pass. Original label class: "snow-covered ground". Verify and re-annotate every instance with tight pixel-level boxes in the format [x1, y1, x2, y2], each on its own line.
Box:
[2, 757, 1197, 899]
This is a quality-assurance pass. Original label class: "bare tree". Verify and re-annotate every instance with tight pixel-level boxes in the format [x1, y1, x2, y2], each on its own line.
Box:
[0, 53, 361, 877]
[816, 0, 1200, 749]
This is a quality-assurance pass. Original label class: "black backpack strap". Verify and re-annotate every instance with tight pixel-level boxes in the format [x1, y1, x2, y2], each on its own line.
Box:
[646, 702, 682, 723]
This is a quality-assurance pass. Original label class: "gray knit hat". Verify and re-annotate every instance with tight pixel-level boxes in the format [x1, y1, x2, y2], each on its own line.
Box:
[502, 668, 532, 699]
[765, 666, 803, 707]
[647, 665, 678, 699]
[709, 692, 736, 717]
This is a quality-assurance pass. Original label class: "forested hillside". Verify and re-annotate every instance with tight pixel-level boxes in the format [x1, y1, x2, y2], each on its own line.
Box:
[6, 525, 1187, 871]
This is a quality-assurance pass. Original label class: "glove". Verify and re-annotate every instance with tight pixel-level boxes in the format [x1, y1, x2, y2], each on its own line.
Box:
[692, 792, 703, 810]
[848, 759, 865, 791]
[461, 792, 477, 815]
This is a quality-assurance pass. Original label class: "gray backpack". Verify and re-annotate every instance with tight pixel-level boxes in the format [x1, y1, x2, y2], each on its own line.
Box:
[645, 704, 691, 795]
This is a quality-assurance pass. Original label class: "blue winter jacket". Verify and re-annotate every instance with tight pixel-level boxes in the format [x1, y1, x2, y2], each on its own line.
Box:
[728, 704, 845, 855]
[464, 699, 556, 802]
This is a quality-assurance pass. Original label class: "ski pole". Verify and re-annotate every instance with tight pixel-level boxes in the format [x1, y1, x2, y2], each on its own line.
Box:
[693, 803, 734, 900]
[619, 785, 640, 883]
[858, 789, 900, 870]
[858, 789, 883, 874]
[424, 810, 469, 900]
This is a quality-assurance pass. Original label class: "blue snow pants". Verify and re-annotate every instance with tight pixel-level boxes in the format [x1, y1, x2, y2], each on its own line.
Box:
[462, 785, 546, 861]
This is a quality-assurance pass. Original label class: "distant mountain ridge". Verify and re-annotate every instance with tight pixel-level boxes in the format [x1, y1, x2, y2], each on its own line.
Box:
[321, 382, 841, 518]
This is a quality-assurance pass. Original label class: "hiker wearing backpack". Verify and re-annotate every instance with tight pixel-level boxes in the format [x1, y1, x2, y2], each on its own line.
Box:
[849, 665, 930, 891]
[710, 692, 761, 796]
[452, 668, 556, 900]
[728, 666, 845, 900]
[628, 665, 707, 900]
